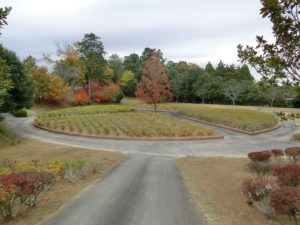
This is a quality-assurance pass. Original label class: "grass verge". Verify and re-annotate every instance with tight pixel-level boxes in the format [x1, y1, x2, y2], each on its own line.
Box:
[0, 139, 124, 225]
[175, 157, 288, 225]
[0, 122, 19, 147]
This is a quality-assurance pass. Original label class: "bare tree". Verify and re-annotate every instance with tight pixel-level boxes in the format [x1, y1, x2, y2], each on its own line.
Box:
[223, 80, 244, 105]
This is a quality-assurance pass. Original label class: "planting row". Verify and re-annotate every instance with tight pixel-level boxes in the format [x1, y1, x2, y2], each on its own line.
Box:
[36, 112, 214, 138]
[39, 104, 135, 118]
[242, 147, 300, 224]
[157, 103, 278, 132]
[0, 158, 102, 220]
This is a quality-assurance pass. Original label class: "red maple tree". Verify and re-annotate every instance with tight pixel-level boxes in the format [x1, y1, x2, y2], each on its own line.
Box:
[135, 50, 172, 111]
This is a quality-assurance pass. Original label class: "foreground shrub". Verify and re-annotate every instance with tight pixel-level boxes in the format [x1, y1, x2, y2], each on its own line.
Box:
[248, 151, 272, 162]
[271, 149, 284, 157]
[273, 164, 300, 187]
[248, 161, 273, 178]
[285, 147, 300, 162]
[0, 172, 56, 218]
[270, 187, 300, 224]
[241, 178, 276, 205]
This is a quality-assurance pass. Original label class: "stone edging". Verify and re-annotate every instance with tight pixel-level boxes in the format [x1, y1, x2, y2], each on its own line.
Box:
[34, 123, 224, 141]
[175, 114, 281, 135]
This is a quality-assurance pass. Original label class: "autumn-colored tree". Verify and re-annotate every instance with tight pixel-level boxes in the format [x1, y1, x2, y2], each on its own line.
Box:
[135, 50, 172, 111]
[32, 67, 69, 103]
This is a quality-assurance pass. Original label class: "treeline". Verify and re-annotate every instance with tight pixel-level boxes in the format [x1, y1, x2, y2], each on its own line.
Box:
[0, 33, 299, 113]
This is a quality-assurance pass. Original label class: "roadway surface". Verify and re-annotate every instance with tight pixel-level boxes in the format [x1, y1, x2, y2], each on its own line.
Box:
[4, 114, 300, 225]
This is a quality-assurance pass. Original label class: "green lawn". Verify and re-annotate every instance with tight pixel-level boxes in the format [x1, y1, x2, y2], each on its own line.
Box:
[36, 106, 214, 138]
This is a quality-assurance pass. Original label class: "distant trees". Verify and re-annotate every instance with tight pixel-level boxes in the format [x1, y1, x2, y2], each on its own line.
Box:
[238, 0, 300, 82]
[223, 79, 245, 105]
[32, 67, 70, 103]
[0, 45, 35, 112]
[136, 50, 172, 111]
[77, 33, 107, 102]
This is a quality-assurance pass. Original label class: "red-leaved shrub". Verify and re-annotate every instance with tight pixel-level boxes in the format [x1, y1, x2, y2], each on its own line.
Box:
[72, 90, 88, 106]
[248, 151, 272, 162]
[273, 164, 300, 187]
[271, 149, 284, 157]
[270, 186, 300, 222]
[241, 178, 277, 205]
[285, 147, 300, 162]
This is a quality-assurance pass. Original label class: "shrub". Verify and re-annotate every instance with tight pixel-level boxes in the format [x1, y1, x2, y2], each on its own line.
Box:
[103, 83, 123, 103]
[241, 178, 277, 205]
[0, 115, 4, 122]
[271, 149, 284, 157]
[273, 164, 300, 187]
[11, 109, 27, 117]
[270, 187, 300, 223]
[93, 89, 107, 103]
[247, 161, 272, 178]
[248, 151, 272, 162]
[72, 90, 88, 106]
[285, 147, 300, 162]
[293, 133, 300, 141]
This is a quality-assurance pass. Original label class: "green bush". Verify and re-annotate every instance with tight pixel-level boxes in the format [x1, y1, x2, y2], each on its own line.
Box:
[0, 115, 4, 122]
[11, 109, 27, 117]
[293, 133, 300, 141]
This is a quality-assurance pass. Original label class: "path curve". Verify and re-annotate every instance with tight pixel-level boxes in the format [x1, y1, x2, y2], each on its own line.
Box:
[3, 114, 300, 225]
[4, 114, 300, 157]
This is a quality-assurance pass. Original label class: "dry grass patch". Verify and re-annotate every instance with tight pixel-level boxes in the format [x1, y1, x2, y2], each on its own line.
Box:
[175, 157, 288, 225]
[0, 139, 125, 225]
[36, 111, 214, 138]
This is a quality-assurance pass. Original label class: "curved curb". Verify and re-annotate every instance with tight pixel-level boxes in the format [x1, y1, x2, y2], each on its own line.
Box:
[176, 115, 281, 135]
[34, 123, 224, 142]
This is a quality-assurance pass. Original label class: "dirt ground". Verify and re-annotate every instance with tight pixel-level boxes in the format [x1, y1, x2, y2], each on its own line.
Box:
[0, 139, 125, 225]
[175, 157, 289, 225]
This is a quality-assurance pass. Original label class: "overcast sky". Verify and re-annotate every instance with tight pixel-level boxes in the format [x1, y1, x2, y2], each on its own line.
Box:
[0, 0, 273, 68]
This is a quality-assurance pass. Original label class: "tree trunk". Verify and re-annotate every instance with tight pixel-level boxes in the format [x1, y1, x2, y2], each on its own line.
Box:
[232, 98, 235, 105]
[154, 102, 157, 112]
[88, 76, 91, 104]
[202, 97, 205, 104]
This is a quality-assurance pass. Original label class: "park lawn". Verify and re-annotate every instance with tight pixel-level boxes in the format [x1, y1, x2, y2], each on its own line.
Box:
[36, 110, 214, 138]
[156, 103, 278, 132]
[175, 157, 288, 225]
[0, 139, 125, 225]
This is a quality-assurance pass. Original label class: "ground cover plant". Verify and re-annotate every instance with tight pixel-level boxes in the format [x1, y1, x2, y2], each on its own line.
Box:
[0, 139, 124, 225]
[157, 103, 278, 132]
[36, 109, 214, 138]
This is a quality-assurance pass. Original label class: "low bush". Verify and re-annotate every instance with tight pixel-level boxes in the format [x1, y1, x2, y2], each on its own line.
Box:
[247, 161, 273, 178]
[293, 133, 300, 141]
[285, 147, 300, 162]
[0, 159, 101, 220]
[270, 149, 284, 157]
[270, 187, 300, 224]
[241, 178, 276, 205]
[248, 151, 272, 162]
[273, 164, 300, 187]
[11, 109, 27, 117]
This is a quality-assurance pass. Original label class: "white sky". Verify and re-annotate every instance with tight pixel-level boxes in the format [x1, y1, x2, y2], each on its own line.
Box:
[0, 0, 273, 69]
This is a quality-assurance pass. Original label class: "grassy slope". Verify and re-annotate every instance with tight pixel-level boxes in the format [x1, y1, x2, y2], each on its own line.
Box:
[176, 157, 288, 225]
[0, 139, 124, 225]
[0, 122, 19, 147]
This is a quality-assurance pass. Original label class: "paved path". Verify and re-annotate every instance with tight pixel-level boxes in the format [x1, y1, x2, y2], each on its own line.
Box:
[5, 114, 300, 157]
[40, 155, 203, 225]
[3, 114, 300, 225]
